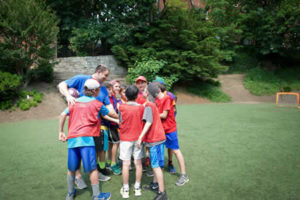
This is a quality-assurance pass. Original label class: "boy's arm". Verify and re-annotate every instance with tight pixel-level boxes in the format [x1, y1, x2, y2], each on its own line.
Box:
[137, 122, 152, 149]
[59, 112, 68, 142]
[160, 110, 169, 119]
[58, 81, 76, 105]
[102, 114, 119, 124]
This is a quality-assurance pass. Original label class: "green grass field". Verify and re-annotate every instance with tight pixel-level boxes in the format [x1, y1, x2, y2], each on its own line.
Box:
[1, 104, 300, 200]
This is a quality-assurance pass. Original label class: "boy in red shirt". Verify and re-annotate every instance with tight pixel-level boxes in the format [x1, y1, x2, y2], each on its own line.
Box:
[135, 76, 147, 105]
[154, 82, 189, 186]
[59, 79, 118, 200]
[137, 83, 168, 200]
[119, 85, 145, 198]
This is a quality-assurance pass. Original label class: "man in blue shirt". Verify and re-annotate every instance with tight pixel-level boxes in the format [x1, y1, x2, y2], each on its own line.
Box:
[58, 65, 116, 187]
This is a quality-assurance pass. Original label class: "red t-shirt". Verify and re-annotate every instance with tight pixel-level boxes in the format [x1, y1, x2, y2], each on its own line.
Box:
[155, 95, 177, 133]
[68, 100, 103, 139]
[119, 103, 145, 141]
[142, 102, 166, 143]
[136, 92, 146, 105]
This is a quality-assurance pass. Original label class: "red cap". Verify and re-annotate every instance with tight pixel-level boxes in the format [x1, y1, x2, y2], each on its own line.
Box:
[135, 76, 147, 83]
[110, 80, 120, 85]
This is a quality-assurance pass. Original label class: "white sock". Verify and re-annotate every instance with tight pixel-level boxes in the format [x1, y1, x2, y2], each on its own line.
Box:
[134, 182, 141, 189]
[123, 184, 129, 190]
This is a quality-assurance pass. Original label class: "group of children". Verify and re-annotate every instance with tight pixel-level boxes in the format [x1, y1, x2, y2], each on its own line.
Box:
[58, 73, 189, 200]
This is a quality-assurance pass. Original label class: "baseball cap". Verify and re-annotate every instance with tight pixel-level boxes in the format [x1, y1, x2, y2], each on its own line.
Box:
[136, 76, 147, 83]
[84, 79, 100, 89]
[153, 76, 165, 85]
[147, 82, 160, 102]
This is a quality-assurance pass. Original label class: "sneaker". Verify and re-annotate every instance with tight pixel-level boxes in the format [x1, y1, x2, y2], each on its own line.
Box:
[168, 164, 176, 174]
[66, 189, 76, 200]
[106, 163, 112, 171]
[99, 167, 111, 176]
[120, 187, 129, 199]
[92, 192, 111, 200]
[134, 187, 142, 196]
[142, 182, 158, 192]
[154, 191, 168, 200]
[98, 172, 111, 182]
[175, 174, 189, 186]
[75, 177, 87, 189]
[111, 164, 121, 175]
[146, 170, 154, 177]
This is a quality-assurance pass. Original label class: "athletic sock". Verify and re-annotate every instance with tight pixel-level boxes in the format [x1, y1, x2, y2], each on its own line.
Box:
[91, 184, 100, 197]
[67, 174, 75, 194]
[168, 160, 173, 165]
[123, 184, 129, 190]
[107, 160, 111, 166]
[98, 161, 105, 169]
[134, 182, 141, 189]
[111, 161, 116, 166]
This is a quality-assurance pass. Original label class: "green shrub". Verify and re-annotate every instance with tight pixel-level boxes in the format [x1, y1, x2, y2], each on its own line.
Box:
[19, 99, 32, 111]
[187, 80, 231, 103]
[33, 93, 43, 103]
[0, 71, 22, 102]
[126, 57, 179, 90]
[31, 101, 38, 107]
[0, 100, 13, 110]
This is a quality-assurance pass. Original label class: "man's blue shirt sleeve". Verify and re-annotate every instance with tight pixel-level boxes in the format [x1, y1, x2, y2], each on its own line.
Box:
[98, 105, 109, 118]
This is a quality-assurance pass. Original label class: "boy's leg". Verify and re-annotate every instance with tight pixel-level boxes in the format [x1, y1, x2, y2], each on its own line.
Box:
[119, 141, 133, 198]
[173, 149, 186, 174]
[98, 127, 110, 176]
[67, 148, 81, 199]
[80, 146, 111, 200]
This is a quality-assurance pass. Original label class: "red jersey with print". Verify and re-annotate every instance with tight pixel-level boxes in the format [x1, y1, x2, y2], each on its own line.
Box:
[136, 92, 146, 105]
[155, 95, 177, 133]
[67, 100, 103, 139]
[119, 103, 144, 141]
[143, 102, 166, 143]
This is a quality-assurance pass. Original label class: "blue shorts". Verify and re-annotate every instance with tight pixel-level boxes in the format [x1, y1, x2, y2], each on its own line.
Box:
[149, 143, 165, 168]
[68, 146, 97, 173]
[165, 130, 179, 150]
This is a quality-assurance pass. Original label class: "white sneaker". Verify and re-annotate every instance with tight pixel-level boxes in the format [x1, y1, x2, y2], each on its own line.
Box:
[98, 172, 111, 182]
[120, 187, 129, 199]
[134, 187, 142, 196]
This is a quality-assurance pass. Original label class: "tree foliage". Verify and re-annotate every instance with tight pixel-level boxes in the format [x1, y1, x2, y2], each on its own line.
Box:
[0, 0, 59, 84]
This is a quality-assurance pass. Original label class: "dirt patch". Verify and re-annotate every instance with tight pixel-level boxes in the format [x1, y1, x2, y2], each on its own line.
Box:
[218, 74, 275, 103]
[0, 82, 66, 123]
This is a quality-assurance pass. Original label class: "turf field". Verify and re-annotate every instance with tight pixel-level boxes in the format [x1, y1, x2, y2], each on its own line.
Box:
[0, 103, 299, 200]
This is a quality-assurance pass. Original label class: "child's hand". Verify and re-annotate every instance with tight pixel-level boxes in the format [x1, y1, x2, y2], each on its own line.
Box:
[59, 131, 67, 142]
[136, 139, 142, 149]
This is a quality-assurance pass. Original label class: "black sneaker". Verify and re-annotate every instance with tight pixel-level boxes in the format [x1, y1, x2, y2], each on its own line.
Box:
[154, 191, 168, 200]
[98, 167, 111, 176]
[142, 182, 158, 192]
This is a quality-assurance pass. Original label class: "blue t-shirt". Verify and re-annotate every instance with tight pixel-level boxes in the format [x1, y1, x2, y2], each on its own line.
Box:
[65, 75, 110, 105]
[64, 96, 109, 148]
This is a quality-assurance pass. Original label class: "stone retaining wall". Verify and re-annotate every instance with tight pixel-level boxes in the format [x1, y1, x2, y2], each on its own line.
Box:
[53, 55, 127, 83]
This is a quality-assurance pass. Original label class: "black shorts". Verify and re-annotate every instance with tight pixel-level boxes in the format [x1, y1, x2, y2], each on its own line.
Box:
[94, 128, 108, 152]
[108, 125, 120, 144]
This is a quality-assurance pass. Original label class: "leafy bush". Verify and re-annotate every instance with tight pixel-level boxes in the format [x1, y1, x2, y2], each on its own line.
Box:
[19, 99, 32, 111]
[0, 0, 59, 84]
[33, 93, 44, 103]
[0, 100, 13, 110]
[0, 71, 22, 102]
[187, 80, 231, 103]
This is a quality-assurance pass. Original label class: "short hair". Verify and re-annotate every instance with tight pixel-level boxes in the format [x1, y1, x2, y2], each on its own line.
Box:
[95, 64, 110, 73]
[154, 82, 165, 92]
[83, 87, 99, 97]
[125, 85, 139, 101]
[120, 85, 126, 93]
[104, 82, 113, 90]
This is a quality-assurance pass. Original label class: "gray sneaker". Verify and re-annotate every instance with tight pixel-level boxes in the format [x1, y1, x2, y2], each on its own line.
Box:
[146, 170, 154, 177]
[98, 172, 111, 182]
[175, 174, 189, 186]
[75, 177, 87, 189]
[66, 189, 76, 200]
